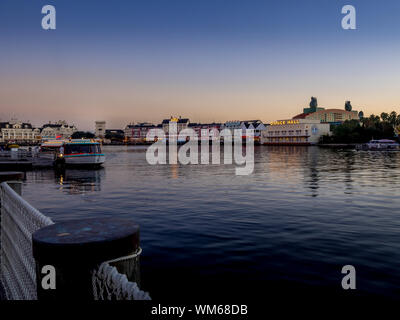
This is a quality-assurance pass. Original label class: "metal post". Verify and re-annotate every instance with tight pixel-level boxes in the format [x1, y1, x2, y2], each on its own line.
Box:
[32, 218, 140, 300]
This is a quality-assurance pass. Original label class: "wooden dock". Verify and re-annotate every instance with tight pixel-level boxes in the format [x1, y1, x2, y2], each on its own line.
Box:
[0, 161, 32, 170]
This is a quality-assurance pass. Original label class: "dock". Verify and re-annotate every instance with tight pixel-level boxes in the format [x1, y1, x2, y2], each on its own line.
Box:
[0, 161, 33, 170]
[0, 150, 34, 170]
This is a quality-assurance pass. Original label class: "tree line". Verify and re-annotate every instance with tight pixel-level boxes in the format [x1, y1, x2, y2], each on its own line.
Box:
[321, 111, 400, 144]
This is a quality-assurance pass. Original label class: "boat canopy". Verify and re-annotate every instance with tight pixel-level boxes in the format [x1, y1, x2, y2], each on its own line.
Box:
[41, 140, 65, 147]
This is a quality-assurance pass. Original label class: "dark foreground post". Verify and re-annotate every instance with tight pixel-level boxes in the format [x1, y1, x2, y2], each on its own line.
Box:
[32, 218, 140, 300]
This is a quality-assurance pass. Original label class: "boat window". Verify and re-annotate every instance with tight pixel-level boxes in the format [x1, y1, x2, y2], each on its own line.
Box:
[65, 144, 101, 154]
[65, 144, 90, 154]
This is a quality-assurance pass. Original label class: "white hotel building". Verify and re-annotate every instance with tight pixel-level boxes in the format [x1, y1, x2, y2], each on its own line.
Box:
[0, 120, 41, 143]
[261, 119, 330, 145]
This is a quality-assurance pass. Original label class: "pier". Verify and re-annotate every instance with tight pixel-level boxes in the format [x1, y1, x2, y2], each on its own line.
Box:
[0, 150, 34, 170]
[0, 172, 150, 300]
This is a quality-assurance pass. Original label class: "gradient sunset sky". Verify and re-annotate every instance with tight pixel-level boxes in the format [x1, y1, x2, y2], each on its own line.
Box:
[1, 0, 400, 130]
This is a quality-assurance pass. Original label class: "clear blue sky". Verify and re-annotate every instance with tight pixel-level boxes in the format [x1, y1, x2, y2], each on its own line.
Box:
[1, 0, 399, 130]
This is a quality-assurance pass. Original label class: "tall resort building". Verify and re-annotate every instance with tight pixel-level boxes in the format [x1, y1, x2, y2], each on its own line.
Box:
[261, 119, 330, 145]
[292, 98, 361, 125]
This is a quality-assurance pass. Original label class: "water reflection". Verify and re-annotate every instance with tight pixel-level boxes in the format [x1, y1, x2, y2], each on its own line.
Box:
[343, 151, 355, 195]
[21, 146, 400, 299]
[28, 167, 104, 194]
[58, 168, 104, 194]
[306, 147, 320, 197]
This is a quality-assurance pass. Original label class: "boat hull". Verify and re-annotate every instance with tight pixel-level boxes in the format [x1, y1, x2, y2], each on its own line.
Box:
[64, 154, 105, 166]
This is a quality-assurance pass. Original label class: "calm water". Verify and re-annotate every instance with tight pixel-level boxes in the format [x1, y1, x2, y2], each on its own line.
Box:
[22, 146, 400, 300]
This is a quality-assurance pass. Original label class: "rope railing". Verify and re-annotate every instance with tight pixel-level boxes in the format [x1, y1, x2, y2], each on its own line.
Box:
[0, 181, 150, 300]
[0, 182, 54, 300]
[92, 261, 151, 300]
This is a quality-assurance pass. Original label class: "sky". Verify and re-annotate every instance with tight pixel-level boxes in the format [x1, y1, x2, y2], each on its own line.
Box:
[1, 0, 400, 130]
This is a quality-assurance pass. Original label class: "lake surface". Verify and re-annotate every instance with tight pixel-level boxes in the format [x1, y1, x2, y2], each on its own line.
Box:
[22, 145, 400, 300]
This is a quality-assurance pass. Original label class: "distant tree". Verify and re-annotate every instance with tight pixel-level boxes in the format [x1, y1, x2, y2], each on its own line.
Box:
[326, 116, 396, 144]
[380, 112, 389, 122]
[388, 111, 398, 127]
[71, 131, 95, 139]
[105, 132, 124, 142]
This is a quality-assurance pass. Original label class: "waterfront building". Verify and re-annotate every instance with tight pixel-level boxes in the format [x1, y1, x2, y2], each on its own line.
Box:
[293, 98, 360, 124]
[95, 121, 106, 138]
[261, 119, 330, 145]
[188, 123, 222, 141]
[222, 120, 266, 139]
[222, 120, 242, 131]
[0, 119, 41, 143]
[40, 120, 77, 140]
[162, 116, 190, 134]
[124, 122, 159, 143]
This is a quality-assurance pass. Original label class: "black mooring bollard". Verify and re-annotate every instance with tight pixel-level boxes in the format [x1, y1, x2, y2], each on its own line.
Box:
[32, 218, 140, 300]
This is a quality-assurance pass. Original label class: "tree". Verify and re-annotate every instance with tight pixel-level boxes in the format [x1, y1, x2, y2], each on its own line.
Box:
[71, 131, 95, 139]
[327, 115, 396, 144]
[380, 112, 389, 122]
[105, 132, 124, 142]
[388, 111, 398, 127]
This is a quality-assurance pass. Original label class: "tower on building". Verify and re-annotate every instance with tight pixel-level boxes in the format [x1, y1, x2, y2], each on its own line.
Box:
[95, 121, 106, 138]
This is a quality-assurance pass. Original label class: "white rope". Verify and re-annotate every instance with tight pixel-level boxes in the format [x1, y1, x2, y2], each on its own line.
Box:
[104, 247, 142, 264]
[0, 182, 54, 300]
[0, 181, 151, 301]
[92, 258, 151, 300]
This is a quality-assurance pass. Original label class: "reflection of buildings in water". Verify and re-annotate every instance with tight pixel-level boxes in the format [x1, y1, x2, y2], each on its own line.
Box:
[170, 163, 179, 179]
[26, 169, 103, 194]
[304, 147, 320, 197]
[380, 152, 400, 183]
[55, 168, 104, 194]
[261, 145, 321, 197]
[263, 146, 310, 184]
[27, 169, 55, 183]
[343, 152, 354, 195]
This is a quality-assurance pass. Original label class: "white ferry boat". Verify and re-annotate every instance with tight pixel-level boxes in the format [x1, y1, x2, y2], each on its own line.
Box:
[62, 139, 105, 167]
[36, 139, 105, 167]
[356, 139, 400, 151]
